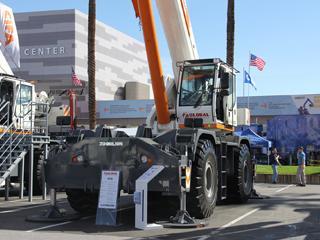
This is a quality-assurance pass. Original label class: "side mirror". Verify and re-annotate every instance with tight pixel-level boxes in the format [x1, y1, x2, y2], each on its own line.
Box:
[221, 72, 232, 89]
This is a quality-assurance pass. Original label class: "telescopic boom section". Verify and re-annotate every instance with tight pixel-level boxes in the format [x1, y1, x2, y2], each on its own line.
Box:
[155, 0, 199, 80]
[132, 0, 170, 125]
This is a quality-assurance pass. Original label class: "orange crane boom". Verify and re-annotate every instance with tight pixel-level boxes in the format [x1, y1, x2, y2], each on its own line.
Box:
[132, 0, 170, 125]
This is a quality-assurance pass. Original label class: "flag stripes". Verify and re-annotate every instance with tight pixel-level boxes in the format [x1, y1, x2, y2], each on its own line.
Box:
[250, 54, 265, 71]
[72, 67, 82, 87]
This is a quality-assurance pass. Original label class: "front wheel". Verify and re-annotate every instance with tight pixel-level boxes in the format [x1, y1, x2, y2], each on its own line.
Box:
[187, 140, 218, 219]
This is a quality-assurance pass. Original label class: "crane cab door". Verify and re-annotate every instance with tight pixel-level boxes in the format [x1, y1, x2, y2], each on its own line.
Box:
[13, 83, 34, 130]
[225, 72, 237, 126]
[0, 78, 35, 130]
[0, 79, 14, 125]
[219, 68, 237, 127]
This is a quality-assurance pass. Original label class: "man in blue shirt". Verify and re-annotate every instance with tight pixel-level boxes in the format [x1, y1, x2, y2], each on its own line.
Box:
[296, 146, 306, 186]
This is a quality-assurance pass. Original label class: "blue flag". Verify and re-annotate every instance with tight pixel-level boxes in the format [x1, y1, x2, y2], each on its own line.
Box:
[244, 70, 257, 90]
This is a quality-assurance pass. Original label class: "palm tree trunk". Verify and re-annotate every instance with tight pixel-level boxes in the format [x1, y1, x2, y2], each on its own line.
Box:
[88, 0, 96, 129]
[226, 0, 235, 67]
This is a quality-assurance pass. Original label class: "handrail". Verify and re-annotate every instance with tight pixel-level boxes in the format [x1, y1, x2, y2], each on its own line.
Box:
[0, 114, 9, 123]
[0, 122, 26, 169]
[0, 122, 14, 139]
[0, 100, 49, 178]
[0, 101, 9, 113]
[0, 130, 27, 166]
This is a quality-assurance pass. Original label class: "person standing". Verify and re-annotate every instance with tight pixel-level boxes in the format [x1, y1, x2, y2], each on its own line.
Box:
[296, 146, 306, 186]
[270, 148, 281, 184]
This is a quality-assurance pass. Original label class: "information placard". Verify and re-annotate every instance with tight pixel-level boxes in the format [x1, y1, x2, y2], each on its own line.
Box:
[135, 165, 164, 230]
[98, 171, 120, 209]
[137, 165, 165, 183]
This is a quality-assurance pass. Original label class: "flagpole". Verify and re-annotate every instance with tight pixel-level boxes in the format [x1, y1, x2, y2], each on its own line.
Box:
[243, 67, 245, 97]
[248, 83, 250, 109]
[247, 52, 251, 109]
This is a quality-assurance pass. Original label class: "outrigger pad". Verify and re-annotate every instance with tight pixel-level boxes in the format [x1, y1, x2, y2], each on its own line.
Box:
[250, 189, 270, 199]
[159, 210, 208, 228]
[26, 206, 81, 223]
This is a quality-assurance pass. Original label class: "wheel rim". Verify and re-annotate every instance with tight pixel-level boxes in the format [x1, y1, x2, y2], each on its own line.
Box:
[204, 160, 214, 199]
[244, 161, 248, 184]
[243, 156, 252, 194]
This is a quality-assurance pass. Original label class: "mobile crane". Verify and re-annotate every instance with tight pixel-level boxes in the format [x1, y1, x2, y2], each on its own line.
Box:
[45, 0, 253, 219]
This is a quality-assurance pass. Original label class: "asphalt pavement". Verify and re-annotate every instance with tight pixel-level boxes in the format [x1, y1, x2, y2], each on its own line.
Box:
[0, 183, 319, 240]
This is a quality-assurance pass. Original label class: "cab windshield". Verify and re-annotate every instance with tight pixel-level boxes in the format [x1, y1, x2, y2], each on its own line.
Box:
[16, 84, 32, 104]
[15, 84, 32, 117]
[179, 65, 215, 106]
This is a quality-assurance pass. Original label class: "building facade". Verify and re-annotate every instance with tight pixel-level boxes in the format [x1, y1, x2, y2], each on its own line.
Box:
[13, 9, 149, 118]
[95, 94, 320, 126]
[238, 94, 320, 124]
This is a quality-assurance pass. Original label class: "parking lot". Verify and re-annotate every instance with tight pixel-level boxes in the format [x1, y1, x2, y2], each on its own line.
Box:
[0, 183, 319, 240]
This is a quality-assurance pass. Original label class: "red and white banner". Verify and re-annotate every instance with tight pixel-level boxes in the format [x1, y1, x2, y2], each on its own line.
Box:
[0, 2, 20, 68]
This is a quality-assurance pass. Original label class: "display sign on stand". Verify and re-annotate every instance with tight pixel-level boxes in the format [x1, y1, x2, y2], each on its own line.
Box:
[96, 170, 120, 226]
[134, 165, 164, 230]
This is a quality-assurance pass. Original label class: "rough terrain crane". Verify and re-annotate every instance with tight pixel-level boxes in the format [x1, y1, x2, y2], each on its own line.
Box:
[45, 0, 253, 219]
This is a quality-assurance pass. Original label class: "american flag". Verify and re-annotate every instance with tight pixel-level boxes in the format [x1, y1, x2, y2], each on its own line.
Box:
[250, 54, 266, 71]
[71, 67, 82, 87]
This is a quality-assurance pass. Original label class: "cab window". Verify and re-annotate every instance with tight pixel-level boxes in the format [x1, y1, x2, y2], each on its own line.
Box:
[15, 84, 32, 116]
[179, 65, 215, 106]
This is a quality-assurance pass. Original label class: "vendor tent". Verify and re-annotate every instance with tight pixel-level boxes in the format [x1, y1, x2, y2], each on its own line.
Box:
[235, 128, 271, 149]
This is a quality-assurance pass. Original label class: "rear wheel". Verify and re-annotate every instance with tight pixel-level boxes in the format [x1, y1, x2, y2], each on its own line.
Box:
[34, 151, 45, 195]
[66, 189, 98, 215]
[24, 150, 45, 196]
[228, 144, 253, 202]
[187, 140, 218, 219]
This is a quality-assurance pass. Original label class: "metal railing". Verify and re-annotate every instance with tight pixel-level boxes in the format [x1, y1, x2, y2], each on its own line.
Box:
[18, 101, 49, 136]
[0, 101, 11, 132]
[0, 100, 49, 185]
[0, 101, 28, 184]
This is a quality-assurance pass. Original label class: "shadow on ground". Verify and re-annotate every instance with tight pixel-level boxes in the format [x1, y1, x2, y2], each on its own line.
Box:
[0, 187, 319, 240]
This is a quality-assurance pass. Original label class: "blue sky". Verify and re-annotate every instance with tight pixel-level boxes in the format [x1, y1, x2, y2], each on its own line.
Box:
[2, 0, 320, 96]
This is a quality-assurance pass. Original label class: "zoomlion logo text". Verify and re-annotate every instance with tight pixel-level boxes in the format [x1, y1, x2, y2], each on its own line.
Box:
[182, 112, 209, 118]
[4, 10, 14, 46]
[99, 142, 123, 147]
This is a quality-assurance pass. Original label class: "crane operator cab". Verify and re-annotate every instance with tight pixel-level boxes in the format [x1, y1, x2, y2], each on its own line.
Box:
[0, 75, 35, 130]
[177, 58, 238, 131]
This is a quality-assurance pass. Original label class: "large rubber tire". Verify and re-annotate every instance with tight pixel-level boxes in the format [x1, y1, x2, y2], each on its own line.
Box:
[33, 151, 45, 195]
[24, 150, 44, 196]
[228, 144, 253, 203]
[187, 140, 218, 219]
[66, 189, 98, 215]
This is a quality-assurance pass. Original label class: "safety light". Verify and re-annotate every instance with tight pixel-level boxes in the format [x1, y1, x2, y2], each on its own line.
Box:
[71, 154, 84, 163]
[185, 166, 191, 192]
[140, 155, 148, 163]
[147, 158, 153, 166]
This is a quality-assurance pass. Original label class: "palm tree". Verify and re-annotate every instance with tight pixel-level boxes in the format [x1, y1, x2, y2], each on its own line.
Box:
[226, 0, 235, 67]
[88, 0, 96, 129]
